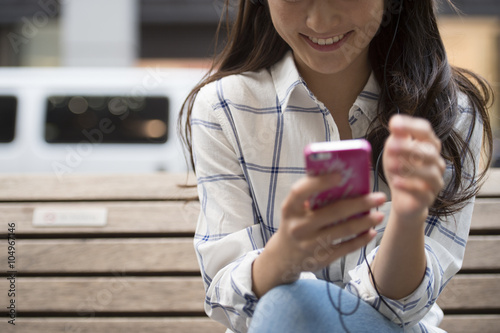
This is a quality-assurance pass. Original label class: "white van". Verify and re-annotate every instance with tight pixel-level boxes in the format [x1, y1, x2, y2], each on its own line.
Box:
[0, 66, 205, 178]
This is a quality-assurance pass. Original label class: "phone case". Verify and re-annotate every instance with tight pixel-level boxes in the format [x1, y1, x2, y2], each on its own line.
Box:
[304, 139, 372, 211]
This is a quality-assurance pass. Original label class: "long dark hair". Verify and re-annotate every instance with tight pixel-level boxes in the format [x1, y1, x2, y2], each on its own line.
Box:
[178, 0, 493, 218]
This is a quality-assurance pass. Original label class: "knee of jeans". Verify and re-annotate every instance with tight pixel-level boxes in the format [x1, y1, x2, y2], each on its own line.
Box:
[254, 280, 312, 316]
[254, 284, 291, 313]
[251, 283, 300, 330]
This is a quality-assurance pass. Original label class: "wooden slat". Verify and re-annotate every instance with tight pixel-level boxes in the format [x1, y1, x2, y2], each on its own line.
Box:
[0, 236, 496, 273]
[3, 316, 500, 333]
[438, 275, 500, 310]
[0, 198, 496, 236]
[462, 236, 500, 270]
[0, 173, 198, 202]
[478, 169, 500, 197]
[440, 315, 500, 333]
[0, 275, 497, 313]
[0, 277, 205, 312]
[0, 201, 200, 235]
[3, 318, 226, 333]
[471, 199, 500, 230]
[0, 239, 198, 273]
[0, 169, 496, 201]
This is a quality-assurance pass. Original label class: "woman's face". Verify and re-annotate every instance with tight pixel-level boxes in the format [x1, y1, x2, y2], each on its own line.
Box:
[268, 0, 385, 77]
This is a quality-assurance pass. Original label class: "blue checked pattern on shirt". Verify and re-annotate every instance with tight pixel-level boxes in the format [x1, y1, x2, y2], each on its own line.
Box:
[191, 52, 482, 333]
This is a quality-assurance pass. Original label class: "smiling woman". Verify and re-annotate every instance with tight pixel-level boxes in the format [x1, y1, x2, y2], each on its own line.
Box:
[179, 1, 494, 332]
[268, 0, 383, 79]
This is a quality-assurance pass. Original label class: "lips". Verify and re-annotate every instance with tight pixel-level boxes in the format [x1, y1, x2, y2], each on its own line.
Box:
[302, 31, 353, 52]
[308, 34, 346, 46]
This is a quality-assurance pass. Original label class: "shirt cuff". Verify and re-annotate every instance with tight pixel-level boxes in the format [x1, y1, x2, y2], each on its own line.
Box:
[229, 250, 319, 315]
[346, 247, 435, 327]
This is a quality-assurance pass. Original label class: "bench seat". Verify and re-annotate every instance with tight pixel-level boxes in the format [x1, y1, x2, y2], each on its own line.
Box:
[1, 170, 499, 333]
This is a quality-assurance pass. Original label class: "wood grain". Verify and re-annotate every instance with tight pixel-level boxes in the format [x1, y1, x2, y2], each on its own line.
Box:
[0, 236, 496, 273]
[0, 170, 497, 333]
[0, 169, 496, 201]
[0, 201, 200, 235]
[438, 275, 500, 310]
[2, 317, 227, 333]
[479, 169, 500, 197]
[0, 173, 198, 202]
[471, 199, 500, 230]
[462, 236, 500, 270]
[439, 315, 500, 333]
[0, 275, 498, 313]
[0, 239, 198, 273]
[0, 277, 206, 312]
[0, 198, 496, 236]
[3, 315, 500, 333]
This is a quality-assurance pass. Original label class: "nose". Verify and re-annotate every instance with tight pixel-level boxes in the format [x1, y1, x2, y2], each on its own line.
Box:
[306, 1, 341, 33]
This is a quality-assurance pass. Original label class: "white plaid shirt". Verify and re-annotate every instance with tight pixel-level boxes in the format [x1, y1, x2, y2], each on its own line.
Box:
[191, 51, 482, 333]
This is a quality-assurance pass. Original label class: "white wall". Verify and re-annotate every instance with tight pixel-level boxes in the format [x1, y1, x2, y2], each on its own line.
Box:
[61, 0, 139, 67]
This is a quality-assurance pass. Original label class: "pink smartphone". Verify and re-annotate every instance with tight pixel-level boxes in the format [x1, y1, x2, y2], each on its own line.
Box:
[304, 139, 372, 211]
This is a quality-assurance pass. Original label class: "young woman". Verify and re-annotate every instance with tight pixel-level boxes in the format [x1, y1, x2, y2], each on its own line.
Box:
[179, 0, 493, 332]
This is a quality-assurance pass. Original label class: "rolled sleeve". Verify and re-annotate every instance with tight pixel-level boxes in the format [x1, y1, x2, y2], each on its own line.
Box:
[346, 204, 473, 328]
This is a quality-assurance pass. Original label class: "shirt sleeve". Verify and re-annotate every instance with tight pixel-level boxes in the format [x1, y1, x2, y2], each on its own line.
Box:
[346, 104, 484, 328]
[191, 85, 263, 333]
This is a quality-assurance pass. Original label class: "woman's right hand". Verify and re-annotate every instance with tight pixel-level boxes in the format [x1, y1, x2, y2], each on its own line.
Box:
[252, 173, 386, 298]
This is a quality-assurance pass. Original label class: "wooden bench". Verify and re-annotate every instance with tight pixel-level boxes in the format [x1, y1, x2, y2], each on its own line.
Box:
[0, 170, 499, 332]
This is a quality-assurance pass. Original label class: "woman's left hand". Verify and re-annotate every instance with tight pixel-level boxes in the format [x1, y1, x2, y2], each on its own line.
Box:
[383, 114, 446, 221]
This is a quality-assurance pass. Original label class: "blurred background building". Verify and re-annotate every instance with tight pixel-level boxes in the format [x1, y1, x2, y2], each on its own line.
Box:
[0, 0, 499, 170]
[0, 0, 227, 67]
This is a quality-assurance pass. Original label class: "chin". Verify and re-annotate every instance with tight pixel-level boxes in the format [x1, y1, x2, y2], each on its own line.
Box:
[310, 63, 349, 76]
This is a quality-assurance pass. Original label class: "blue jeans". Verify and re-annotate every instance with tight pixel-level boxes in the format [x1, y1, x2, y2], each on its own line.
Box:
[248, 279, 403, 333]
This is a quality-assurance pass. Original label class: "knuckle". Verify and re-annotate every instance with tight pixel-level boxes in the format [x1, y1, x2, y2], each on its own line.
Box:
[341, 221, 357, 237]
[422, 119, 433, 132]
[281, 199, 292, 216]
[287, 219, 308, 240]
[439, 159, 446, 173]
[289, 224, 302, 239]
[289, 182, 303, 198]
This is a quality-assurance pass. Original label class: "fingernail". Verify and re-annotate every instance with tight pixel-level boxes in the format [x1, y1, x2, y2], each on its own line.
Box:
[372, 192, 387, 204]
[374, 212, 385, 223]
[367, 229, 378, 239]
[390, 114, 405, 128]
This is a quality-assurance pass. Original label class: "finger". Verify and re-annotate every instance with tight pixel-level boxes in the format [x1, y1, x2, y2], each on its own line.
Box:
[316, 211, 384, 241]
[385, 139, 445, 181]
[322, 229, 378, 263]
[389, 115, 441, 149]
[385, 151, 444, 180]
[389, 160, 445, 195]
[393, 173, 443, 199]
[386, 138, 441, 165]
[392, 177, 440, 211]
[313, 192, 386, 228]
[385, 146, 445, 192]
[282, 173, 342, 217]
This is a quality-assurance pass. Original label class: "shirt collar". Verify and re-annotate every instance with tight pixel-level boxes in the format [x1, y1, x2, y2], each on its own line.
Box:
[270, 51, 380, 121]
[352, 72, 380, 122]
[270, 51, 313, 110]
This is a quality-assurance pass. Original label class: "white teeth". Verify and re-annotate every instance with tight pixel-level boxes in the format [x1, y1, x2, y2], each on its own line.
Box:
[309, 34, 345, 46]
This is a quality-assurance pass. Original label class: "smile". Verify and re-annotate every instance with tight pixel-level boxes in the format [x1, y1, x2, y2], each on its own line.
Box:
[308, 34, 346, 46]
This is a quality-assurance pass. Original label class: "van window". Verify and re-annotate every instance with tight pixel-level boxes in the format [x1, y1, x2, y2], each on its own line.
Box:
[0, 96, 17, 143]
[45, 96, 169, 144]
